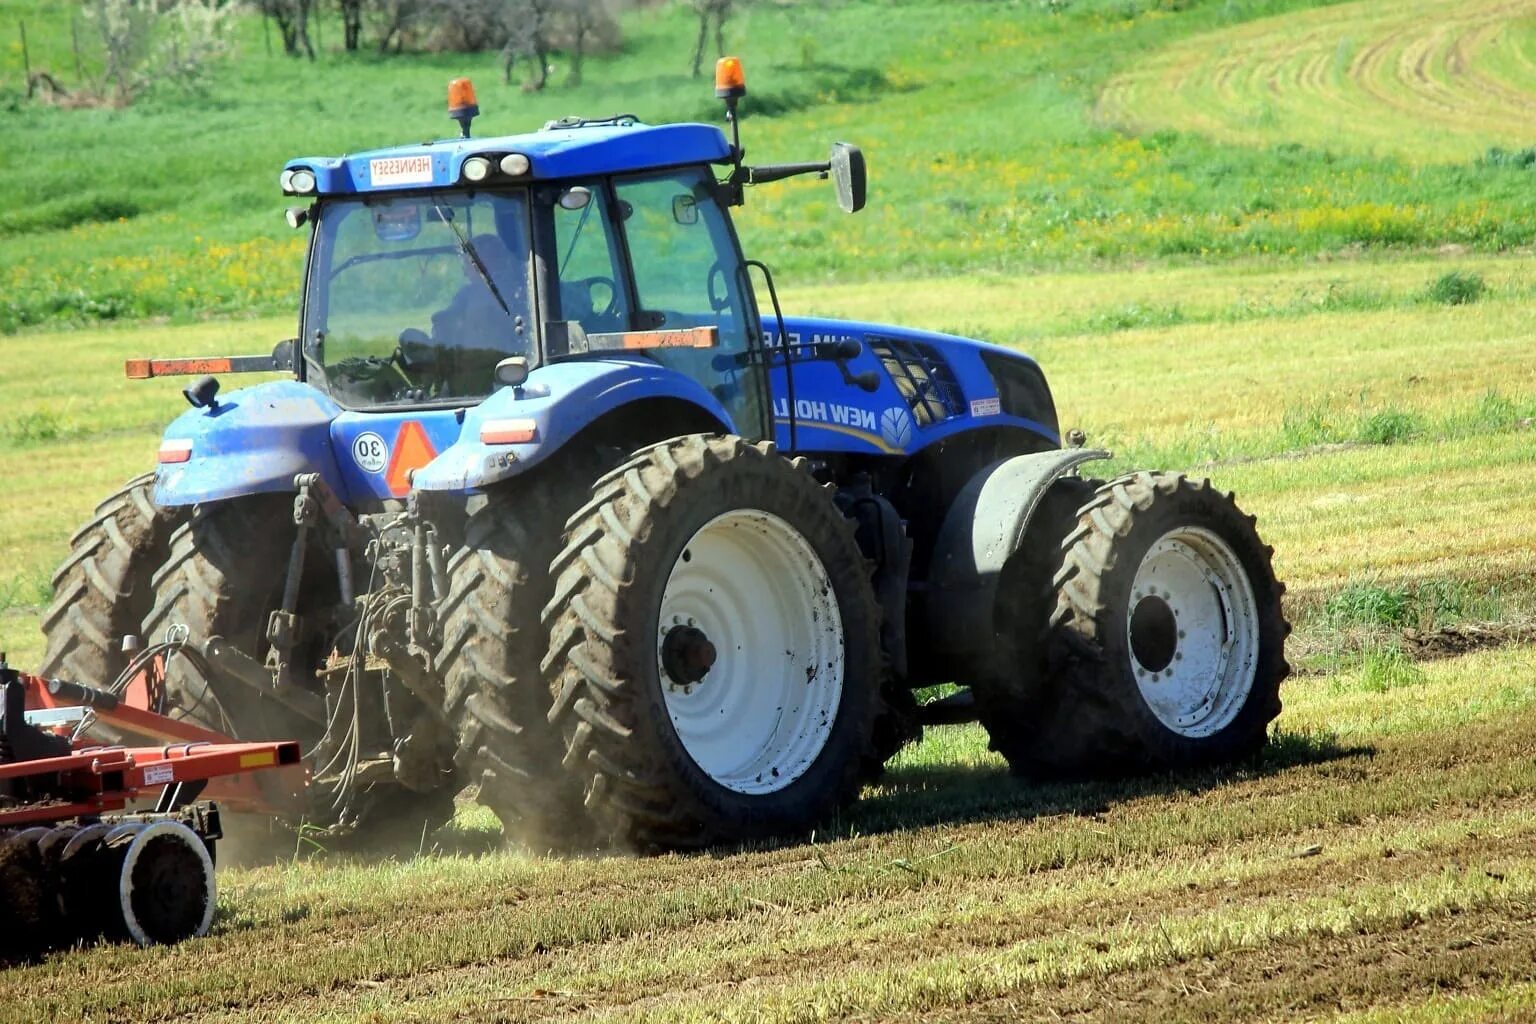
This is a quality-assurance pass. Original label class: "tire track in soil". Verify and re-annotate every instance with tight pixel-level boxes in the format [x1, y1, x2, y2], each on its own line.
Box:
[172, 816, 1536, 1024]
[35, 715, 1536, 1023]
[883, 903, 1536, 1023]
[1099, 0, 1536, 161]
[561, 834, 1536, 1024]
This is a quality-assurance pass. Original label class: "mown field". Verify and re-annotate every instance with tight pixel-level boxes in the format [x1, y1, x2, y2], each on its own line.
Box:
[3, 253, 1535, 1022]
[4, 0, 1536, 1019]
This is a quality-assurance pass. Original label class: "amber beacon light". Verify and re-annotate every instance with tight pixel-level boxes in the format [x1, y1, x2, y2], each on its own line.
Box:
[448, 77, 479, 137]
[715, 57, 746, 99]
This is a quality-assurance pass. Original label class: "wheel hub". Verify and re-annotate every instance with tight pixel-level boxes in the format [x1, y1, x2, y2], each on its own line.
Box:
[655, 508, 845, 795]
[661, 624, 717, 689]
[1127, 527, 1260, 738]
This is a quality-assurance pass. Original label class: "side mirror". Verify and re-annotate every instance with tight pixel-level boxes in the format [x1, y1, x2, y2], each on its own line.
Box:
[829, 142, 866, 214]
[672, 194, 700, 225]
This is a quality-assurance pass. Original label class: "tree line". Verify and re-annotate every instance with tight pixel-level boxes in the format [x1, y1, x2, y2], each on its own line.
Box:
[259, 0, 742, 91]
[13, 0, 747, 107]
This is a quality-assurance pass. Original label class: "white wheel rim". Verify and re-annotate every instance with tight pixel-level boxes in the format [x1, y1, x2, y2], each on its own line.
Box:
[118, 820, 216, 947]
[1126, 526, 1260, 739]
[657, 509, 844, 795]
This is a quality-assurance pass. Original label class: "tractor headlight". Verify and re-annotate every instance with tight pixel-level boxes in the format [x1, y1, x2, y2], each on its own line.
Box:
[499, 153, 530, 177]
[279, 169, 295, 192]
[288, 169, 317, 195]
[462, 156, 491, 183]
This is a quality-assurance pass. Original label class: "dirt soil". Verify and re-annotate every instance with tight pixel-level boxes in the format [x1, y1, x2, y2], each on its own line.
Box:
[1401, 622, 1536, 661]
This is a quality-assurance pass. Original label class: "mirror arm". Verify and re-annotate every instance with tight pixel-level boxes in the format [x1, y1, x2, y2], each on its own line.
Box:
[747, 161, 831, 185]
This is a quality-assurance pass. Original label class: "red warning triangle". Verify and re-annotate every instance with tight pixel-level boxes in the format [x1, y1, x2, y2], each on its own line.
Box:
[384, 421, 438, 497]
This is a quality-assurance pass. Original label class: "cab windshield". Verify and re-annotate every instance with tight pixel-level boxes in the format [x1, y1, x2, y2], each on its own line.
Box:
[302, 190, 532, 407]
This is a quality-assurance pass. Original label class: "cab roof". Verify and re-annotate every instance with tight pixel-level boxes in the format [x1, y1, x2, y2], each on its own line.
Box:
[282, 119, 733, 196]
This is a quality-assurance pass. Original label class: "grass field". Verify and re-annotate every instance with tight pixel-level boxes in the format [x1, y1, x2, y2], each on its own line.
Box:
[9, 0, 1536, 331]
[2, 253, 1534, 1020]
[1101, 0, 1536, 162]
[4, 0, 1536, 1018]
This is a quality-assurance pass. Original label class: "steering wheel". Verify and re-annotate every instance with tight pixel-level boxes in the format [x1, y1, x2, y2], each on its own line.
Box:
[569, 276, 620, 320]
[707, 263, 731, 313]
[331, 332, 428, 392]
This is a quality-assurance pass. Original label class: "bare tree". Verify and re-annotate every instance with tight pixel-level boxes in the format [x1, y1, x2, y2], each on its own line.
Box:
[338, 0, 364, 50]
[555, 0, 617, 86]
[371, 0, 429, 53]
[256, 0, 316, 59]
[434, 0, 510, 51]
[689, 0, 731, 78]
[500, 0, 553, 90]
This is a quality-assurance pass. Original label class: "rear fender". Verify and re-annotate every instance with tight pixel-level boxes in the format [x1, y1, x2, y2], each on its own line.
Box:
[154, 381, 348, 507]
[410, 358, 734, 493]
[920, 447, 1110, 676]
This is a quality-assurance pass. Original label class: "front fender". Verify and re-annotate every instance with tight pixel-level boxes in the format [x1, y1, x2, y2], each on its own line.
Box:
[155, 381, 348, 507]
[921, 447, 1110, 673]
[411, 358, 735, 492]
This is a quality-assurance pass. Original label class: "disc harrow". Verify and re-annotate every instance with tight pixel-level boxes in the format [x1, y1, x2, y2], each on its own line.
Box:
[0, 653, 301, 957]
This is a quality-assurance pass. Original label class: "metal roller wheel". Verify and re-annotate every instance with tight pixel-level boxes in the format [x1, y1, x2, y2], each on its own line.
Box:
[0, 828, 59, 955]
[112, 821, 217, 946]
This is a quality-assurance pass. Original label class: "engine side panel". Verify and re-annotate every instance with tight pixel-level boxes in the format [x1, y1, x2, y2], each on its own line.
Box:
[767, 316, 1059, 457]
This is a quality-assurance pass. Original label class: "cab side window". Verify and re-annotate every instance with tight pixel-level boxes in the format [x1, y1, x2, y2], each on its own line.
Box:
[614, 172, 747, 353]
[551, 185, 631, 335]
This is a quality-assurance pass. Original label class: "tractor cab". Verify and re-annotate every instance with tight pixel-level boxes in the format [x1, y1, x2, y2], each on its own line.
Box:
[282, 65, 865, 446]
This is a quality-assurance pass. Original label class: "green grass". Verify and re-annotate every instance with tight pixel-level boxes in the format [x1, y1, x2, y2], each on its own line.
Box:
[7, 0, 1536, 332]
[5, 0, 1536, 1016]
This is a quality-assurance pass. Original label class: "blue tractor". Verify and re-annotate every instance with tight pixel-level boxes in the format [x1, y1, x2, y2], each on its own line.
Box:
[40, 63, 1288, 852]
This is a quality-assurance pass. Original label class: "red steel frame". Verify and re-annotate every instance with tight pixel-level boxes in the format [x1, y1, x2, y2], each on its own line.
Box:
[9, 661, 308, 824]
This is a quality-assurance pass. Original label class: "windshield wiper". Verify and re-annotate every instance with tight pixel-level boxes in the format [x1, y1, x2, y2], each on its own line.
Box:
[432, 199, 513, 317]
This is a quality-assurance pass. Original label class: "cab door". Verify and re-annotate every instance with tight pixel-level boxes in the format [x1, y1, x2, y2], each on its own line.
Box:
[541, 167, 770, 442]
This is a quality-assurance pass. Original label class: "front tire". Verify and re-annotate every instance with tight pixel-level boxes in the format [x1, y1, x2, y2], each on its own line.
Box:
[1006, 471, 1288, 777]
[542, 435, 881, 851]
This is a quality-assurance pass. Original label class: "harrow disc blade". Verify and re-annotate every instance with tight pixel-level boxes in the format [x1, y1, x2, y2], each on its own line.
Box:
[113, 821, 217, 946]
[0, 827, 61, 956]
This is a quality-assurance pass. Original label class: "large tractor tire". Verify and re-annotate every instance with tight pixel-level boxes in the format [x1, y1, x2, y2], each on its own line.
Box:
[437, 465, 599, 852]
[142, 495, 309, 742]
[973, 474, 1095, 768]
[543, 435, 882, 851]
[143, 495, 454, 851]
[39, 474, 182, 692]
[987, 471, 1288, 777]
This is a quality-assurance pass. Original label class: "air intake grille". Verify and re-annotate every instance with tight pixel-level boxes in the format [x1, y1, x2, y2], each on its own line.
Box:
[869, 337, 965, 427]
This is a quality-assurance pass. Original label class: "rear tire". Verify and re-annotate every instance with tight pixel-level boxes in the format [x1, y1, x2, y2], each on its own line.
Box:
[543, 435, 881, 851]
[143, 495, 305, 742]
[437, 464, 600, 852]
[1005, 471, 1289, 777]
[144, 495, 455, 851]
[39, 474, 182, 693]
